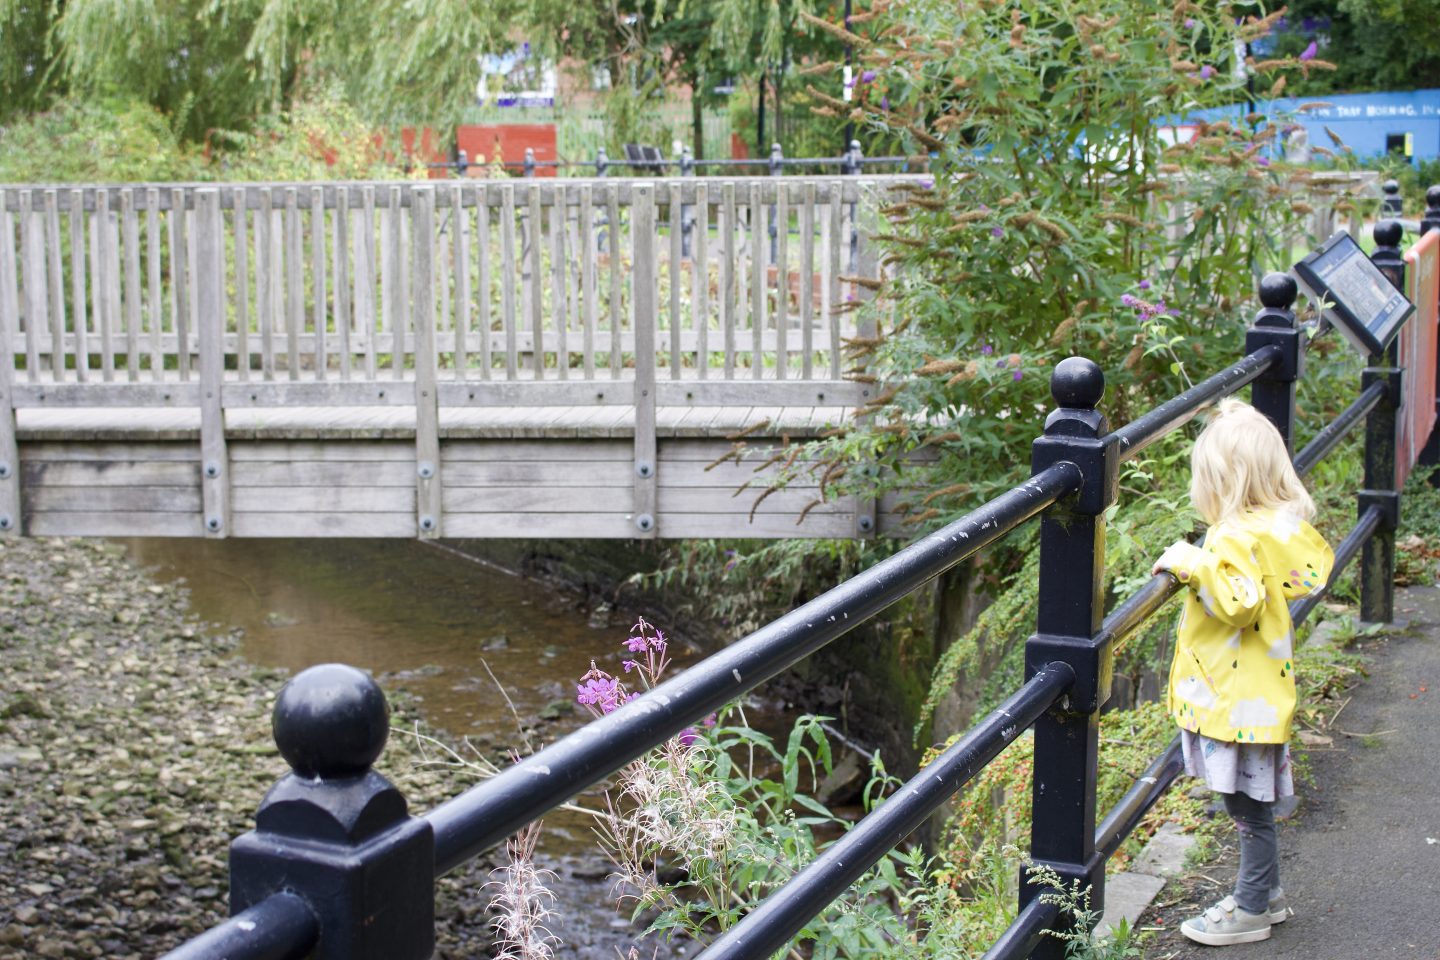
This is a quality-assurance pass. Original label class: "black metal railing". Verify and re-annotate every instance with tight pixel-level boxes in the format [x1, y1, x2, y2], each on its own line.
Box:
[157, 220, 1425, 960]
[424, 140, 929, 180]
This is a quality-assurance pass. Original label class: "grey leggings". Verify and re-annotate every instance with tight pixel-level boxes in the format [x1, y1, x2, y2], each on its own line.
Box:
[1223, 791, 1279, 915]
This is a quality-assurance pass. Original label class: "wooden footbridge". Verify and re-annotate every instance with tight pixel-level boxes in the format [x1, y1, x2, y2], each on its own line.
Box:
[0, 171, 1380, 540]
[0, 177, 921, 539]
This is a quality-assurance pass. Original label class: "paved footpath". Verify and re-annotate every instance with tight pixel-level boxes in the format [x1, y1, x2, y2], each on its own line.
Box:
[1146, 584, 1440, 959]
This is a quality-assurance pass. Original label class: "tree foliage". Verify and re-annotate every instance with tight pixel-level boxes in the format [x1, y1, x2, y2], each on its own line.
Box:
[783, 0, 1341, 512]
[1260, 0, 1440, 96]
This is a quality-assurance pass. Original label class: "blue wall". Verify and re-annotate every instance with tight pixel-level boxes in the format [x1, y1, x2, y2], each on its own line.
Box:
[1184, 88, 1440, 161]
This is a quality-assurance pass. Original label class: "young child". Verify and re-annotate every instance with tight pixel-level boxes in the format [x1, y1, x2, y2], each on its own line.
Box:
[1151, 399, 1334, 947]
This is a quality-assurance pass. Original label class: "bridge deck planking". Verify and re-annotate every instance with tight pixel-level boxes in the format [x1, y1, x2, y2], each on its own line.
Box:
[13, 405, 912, 538]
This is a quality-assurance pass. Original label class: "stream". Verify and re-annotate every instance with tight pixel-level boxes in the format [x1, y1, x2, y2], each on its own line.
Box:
[119, 537, 705, 957]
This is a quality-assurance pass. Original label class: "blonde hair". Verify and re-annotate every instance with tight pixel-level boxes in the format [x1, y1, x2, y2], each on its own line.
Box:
[1189, 398, 1315, 525]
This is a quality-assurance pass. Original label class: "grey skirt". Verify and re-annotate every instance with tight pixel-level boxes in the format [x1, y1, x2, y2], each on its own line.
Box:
[1181, 730, 1294, 803]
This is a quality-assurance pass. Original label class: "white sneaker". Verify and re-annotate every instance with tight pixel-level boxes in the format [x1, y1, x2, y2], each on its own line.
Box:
[1268, 888, 1292, 924]
[1181, 895, 1273, 946]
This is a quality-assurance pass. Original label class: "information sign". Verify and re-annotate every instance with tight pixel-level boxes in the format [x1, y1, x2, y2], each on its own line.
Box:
[1294, 232, 1415, 357]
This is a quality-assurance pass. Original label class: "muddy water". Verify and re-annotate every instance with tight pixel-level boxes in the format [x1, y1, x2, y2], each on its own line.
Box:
[120, 537, 687, 956]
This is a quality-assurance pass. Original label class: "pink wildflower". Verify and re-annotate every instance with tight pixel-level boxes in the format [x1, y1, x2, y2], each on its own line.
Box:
[576, 662, 625, 714]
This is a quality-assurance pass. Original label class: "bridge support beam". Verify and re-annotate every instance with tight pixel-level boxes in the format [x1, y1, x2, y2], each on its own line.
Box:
[1021, 357, 1118, 955]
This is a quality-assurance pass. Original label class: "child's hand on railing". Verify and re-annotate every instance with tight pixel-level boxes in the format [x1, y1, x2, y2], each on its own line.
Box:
[1152, 539, 1194, 578]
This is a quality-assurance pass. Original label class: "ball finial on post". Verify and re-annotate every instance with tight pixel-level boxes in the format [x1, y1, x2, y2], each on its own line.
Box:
[1382, 179, 1403, 216]
[1373, 219, 1403, 250]
[1050, 356, 1105, 410]
[232, 664, 435, 960]
[1258, 272, 1297, 310]
[273, 664, 390, 780]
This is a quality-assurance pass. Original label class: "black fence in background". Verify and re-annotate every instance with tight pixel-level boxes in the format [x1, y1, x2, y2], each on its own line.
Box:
[427, 140, 929, 179]
[154, 207, 1440, 960]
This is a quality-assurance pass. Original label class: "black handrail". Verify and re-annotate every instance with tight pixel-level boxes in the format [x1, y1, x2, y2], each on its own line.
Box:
[1107, 345, 1281, 461]
[155, 218, 1423, 960]
[427, 460, 1082, 873]
[1294, 380, 1388, 477]
[1094, 736, 1185, 861]
[160, 893, 318, 960]
[982, 899, 1063, 960]
[694, 663, 1076, 960]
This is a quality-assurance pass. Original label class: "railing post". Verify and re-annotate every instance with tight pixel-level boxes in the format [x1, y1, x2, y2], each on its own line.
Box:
[1422, 185, 1440, 237]
[413, 187, 442, 538]
[632, 184, 658, 538]
[1246, 272, 1302, 452]
[456, 149, 469, 179]
[1021, 357, 1119, 955]
[229, 664, 434, 960]
[1381, 178, 1403, 217]
[195, 189, 231, 538]
[595, 147, 609, 178]
[1360, 220, 1405, 623]
[0, 190, 21, 535]
[524, 147, 536, 178]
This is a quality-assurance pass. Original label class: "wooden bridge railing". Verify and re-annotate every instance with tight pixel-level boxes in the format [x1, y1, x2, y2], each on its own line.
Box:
[0, 178, 903, 402]
[0, 177, 919, 538]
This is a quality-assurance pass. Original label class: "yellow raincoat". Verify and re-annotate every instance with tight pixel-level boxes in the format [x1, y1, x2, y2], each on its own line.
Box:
[1164, 508, 1334, 745]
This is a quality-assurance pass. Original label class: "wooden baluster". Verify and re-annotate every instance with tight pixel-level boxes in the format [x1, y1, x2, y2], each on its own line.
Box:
[580, 183, 596, 380]
[43, 191, 66, 382]
[334, 187, 352, 380]
[18, 191, 44, 383]
[69, 190, 89, 382]
[311, 186, 327, 381]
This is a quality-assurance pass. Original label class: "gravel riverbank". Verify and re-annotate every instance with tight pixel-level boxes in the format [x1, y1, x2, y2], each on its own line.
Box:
[0, 536, 508, 959]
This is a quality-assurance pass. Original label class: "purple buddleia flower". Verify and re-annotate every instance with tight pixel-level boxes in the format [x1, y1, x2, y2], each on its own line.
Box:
[677, 727, 700, 747]
[1138, 279, 1151, 290]
[980, 342, 994, 356]
[1184, 17, 1195, 28]
[1199, 65, 1215, 79]
[1121, 293, 1139, 307]
[1257, 156, 1271, 167]
[1012, 369, 1023, 382]
[881, 96, 890, 111]
[1299, 41, 1317, 61]
[990, 226, 1004, 238]
[860, 70, 876, 83]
